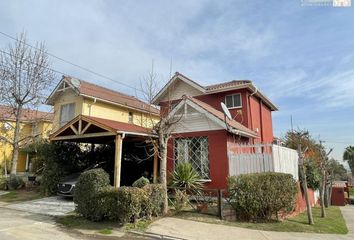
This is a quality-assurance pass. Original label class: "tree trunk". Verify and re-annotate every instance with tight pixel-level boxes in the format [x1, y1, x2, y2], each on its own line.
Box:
[299, 164, 314, 225]
[159, 134, 168, 215]
[10, 106, 22, 174]
[319, 169, 326, 218]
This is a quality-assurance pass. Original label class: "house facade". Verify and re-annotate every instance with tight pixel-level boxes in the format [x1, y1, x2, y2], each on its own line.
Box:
[0, 105, 53, 172]
[153, 72, 278, 189]
[46, 76, 160, 187]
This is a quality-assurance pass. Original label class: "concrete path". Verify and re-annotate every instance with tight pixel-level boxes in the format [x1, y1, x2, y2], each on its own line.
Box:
[147, 205, 354, 240]
[4, 196, 75, 216]
[0, 207, 84, 240]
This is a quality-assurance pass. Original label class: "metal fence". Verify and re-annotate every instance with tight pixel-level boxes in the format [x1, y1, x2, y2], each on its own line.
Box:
[228, 143, 298, 180]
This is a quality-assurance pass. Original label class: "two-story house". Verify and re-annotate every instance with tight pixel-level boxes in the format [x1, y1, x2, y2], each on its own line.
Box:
[152, 72, 278, 189]
[0, 105, 53, 173]
[46, 76, 160, 187]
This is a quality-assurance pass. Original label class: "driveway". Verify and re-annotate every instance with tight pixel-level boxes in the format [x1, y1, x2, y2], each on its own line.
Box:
[3, 196, 75, 216]
[147, 205, 354, 240]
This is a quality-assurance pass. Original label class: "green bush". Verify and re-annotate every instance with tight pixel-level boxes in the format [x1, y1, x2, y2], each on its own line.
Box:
[228, 172, 297, 222]
[0, 175, 7, 190]
[74, 168, 110, 221]
[132, 176, 150, 188]
[8, 174, 24, 190]
[303, 158, 321, 190]
[173, 189, 189, 212]
[142, 184, 165, 218]
[75, 182, 165, 223]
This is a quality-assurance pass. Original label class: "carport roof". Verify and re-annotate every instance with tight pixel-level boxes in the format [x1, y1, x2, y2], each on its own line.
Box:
[50, 114, 155, 142]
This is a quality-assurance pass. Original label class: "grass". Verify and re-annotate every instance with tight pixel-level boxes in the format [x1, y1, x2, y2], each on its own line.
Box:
[0, 189, 42, 203]
[348, 187, 354, 197]
[176, 207, 348, 234]
[56, 212, 153, 233]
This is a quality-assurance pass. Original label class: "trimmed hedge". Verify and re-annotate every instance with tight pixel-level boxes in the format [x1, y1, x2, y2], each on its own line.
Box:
[228, 172, 297, 221]
[132, 176, 150, 188]
[74, 168, 110, 220]
[74, 168, 165, 223]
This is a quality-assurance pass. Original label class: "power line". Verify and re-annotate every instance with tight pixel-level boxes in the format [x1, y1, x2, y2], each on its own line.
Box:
[0, 30, 143, 93]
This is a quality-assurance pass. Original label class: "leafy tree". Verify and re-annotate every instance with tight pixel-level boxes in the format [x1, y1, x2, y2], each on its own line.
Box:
[343, 146, 354, 177]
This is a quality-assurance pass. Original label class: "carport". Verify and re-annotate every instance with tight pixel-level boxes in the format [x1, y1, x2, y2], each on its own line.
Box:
[50, 114, 159, 188]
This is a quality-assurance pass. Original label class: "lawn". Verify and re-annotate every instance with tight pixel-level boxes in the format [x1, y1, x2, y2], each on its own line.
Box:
[56, 213, 152, 234]
[348, 187, 354, 197]
[176, 207, 348, 234]
[0, 190, 42, 203]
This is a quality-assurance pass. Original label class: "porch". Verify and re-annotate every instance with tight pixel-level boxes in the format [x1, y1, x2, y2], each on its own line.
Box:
[50, 114, 159, 187]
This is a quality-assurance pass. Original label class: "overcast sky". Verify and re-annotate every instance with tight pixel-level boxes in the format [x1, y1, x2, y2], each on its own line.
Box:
[0, 0, 353, 163]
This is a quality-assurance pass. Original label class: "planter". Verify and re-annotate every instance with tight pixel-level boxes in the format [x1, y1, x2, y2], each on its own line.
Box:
[196, 203, 208, 213]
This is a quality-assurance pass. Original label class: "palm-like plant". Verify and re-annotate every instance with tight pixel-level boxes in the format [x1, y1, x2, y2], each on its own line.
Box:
[343, 146, 354, 176]
[170, 163, 203, 190]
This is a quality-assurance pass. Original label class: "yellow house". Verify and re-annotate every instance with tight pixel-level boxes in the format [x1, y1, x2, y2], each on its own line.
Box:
[46, 76, 159, 131]
[46, 76, 160, 187]
[0, 105, 53, 173]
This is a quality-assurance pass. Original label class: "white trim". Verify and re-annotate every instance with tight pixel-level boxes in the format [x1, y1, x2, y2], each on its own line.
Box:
[152, 74, 205, 104]
[116, 130, 157, 138]
[225, 93, 242, 109]
[46, 77, 80, 105]
[167, 98, 256, 138]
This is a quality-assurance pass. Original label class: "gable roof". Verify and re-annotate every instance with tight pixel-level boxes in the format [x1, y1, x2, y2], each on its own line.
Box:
[168, 95, 258, 138]
[50, 114, 155, 141]
[46, 76, 160, 115]
[0, 105, 53, 122]
[152, 72, 278, 111]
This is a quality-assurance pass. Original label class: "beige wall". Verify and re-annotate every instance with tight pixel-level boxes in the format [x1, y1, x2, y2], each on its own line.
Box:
[52, 89, 83, 130]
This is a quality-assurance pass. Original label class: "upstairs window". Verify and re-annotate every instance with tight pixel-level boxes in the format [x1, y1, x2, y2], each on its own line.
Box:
[128, 112, 133, 123]
[174, 137, 210, 180]
[60, 103, 75, 126]
[225, 94, 242, 108]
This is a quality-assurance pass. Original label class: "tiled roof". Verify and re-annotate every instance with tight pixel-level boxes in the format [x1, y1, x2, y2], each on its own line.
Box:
[205, 80, 251, 91]
[184, 96, 258, 137]
[87, 116, 153, 135]
[0, 105, 53, 122]
[63, 76, 160, 115]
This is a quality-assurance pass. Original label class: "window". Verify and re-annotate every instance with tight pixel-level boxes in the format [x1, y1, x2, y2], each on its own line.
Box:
[128, 112, 133, 123]
[225, 94, 242, 108]
[174, 137, 210, 179]
[60, 103, 75, 126]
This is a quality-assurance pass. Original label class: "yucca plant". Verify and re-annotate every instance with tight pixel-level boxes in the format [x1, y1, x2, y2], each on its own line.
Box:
[170, 163, 203, 190]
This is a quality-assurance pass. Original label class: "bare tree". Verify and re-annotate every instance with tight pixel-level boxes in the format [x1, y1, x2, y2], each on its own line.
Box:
[140, 68, 183, 214]
[0, 32, 54, 174]
[318, 141, 332, 218]
[298, 145, 314, 225]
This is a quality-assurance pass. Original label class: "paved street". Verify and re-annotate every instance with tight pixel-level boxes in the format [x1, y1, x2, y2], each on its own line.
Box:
[0, 207, 151, 240]
[147, 205, 354, 240]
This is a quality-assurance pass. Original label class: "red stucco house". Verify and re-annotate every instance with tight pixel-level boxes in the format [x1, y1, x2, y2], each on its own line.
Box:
[152, 72, 278, 189]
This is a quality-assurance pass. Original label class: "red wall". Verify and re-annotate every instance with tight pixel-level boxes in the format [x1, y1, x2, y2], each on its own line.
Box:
[194, 89, 249, 125]
[167, 130, 229, 189]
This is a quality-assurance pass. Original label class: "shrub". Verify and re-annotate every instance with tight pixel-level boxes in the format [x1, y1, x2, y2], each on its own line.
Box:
[228, 172, 297, 222]
[170, 163, 203, 189]
[142, 184, 165, 218]
[173, 189, 189, 212]
[303, 158, 321, 190]
[74, 168, 110, 221]
[132, 176, 150, 188]
[0, 175, 7, 190]
[8, 174, 24, 190]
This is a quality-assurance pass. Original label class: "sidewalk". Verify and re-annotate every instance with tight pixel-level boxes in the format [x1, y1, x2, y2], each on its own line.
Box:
[146, 205, 354, 240]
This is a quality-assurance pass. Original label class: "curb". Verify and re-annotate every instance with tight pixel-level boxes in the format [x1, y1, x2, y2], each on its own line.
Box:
[130, 230, 188, 240]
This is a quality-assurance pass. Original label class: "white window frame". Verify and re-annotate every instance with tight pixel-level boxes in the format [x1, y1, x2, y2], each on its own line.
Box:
[225, 93, 242, 109]
[59, 103, 76, 126]
[174, 137, 210, 180]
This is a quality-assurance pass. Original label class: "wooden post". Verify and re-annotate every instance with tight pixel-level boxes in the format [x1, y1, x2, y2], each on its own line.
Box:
[114, 134, 123, 188]
[153, 143, 158, 183]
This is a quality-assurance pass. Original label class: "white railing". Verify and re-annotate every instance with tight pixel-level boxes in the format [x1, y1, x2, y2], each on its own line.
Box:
[228, 143, 298, 180]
